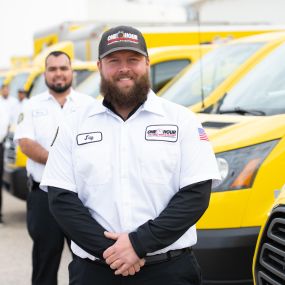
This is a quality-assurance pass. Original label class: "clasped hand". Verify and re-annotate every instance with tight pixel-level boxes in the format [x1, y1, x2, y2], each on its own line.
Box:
[103, 231, 145, 276]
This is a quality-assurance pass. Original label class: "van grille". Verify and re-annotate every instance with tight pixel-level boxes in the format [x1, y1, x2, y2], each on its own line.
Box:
[255, 206, 285, 284]
[4, 131, 16, 164]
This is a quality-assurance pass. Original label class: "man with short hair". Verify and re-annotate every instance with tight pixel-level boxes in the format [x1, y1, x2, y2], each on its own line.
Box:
[0, 84, 17, 123]
[14, 51, 94, 285]
[41, 26, 221, 285]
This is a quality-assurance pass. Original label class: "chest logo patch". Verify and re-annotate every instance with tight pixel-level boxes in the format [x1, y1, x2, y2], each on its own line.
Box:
[145, 125, 178, 142]
[77, 132, 102, 145]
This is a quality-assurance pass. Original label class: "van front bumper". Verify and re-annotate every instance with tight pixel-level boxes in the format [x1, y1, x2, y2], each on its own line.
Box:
[3, 167, 28, 200]
[193, 227, 260, 285]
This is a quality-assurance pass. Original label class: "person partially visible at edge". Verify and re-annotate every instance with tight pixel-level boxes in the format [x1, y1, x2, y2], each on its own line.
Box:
[0, 103, 9, 224]
[0, 84, 18, 124]
[14, 51, 95, 285]
[0, 84, 16, 224]
[12, 89, 28, 124]
[41, 25, 221, 285]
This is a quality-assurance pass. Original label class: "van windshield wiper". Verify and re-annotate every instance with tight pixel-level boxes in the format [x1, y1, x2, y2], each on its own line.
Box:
[219, 107, 266, 116]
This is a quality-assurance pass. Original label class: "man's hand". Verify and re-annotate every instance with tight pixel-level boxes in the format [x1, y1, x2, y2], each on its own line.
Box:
[103, 231, 145, 276]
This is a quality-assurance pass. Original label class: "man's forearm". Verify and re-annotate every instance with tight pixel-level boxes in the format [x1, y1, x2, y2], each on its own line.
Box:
[129, 180, 212, 257]
[48, 186, 114, 258]
[19, 138, 48, 164]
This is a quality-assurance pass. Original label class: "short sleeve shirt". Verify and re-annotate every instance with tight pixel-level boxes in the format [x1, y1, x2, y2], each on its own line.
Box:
[14, 89, 94, 182]
[41, 91, 221, 259]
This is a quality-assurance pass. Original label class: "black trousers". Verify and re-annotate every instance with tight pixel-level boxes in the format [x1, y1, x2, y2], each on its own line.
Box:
[27, 186, 66, 285]
[0, 143, 3, 220]
[69, 250, 202, 285]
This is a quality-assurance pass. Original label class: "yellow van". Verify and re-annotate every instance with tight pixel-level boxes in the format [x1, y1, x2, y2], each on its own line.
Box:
[189, 34, 285, 284]
[252, 185, 285, 284]
[159, 32, 285, 112]
[76, 44, 213, 97]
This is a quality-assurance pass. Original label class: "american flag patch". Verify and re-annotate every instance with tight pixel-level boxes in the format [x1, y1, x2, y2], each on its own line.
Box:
[198, 128, 209, 141]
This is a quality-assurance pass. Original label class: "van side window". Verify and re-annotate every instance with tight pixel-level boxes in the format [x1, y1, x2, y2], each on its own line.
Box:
[150, 59, 190, 93]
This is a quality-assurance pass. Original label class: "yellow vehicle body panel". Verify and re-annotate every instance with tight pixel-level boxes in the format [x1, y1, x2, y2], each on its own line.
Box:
[197, 114, 285, 228]
[194, 112, 285, 284]
[197, 188, 251, 228]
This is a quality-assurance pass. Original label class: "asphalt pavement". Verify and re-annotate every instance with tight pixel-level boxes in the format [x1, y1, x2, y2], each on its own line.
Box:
[0, 189, 71, 285]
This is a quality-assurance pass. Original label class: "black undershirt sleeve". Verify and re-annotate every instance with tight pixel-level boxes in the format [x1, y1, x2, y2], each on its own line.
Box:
[128, 180, 212, 258]
[48, 186, 114, 259]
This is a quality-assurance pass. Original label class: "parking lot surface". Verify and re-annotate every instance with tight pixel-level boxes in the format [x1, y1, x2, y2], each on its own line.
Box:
[0, 190, 71, 285]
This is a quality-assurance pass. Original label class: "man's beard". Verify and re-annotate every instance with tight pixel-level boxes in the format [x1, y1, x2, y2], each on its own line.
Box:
[100, 72, 151, 109]
[45, 79, 72, 93]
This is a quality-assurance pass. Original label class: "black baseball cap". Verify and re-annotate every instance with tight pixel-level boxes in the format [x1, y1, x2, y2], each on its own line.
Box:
[98, 25, 148, 59]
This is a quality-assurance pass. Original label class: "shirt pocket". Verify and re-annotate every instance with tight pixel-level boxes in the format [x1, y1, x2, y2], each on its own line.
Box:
[75, 142, 111, 186]
[140, 141, 179, 184]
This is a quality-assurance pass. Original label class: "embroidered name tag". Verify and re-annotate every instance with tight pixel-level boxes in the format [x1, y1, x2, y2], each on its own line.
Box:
[76, 132, 102, 145]
[145, 125, 178, 142]
[32, 109, 48, 117]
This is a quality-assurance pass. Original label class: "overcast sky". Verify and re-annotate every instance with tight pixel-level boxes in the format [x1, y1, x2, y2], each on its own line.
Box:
[0, 0, 88, 69]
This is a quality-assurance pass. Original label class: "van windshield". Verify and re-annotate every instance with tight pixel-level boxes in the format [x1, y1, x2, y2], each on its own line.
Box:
[76, 71, 101, 98]
[9, 73, 29, 98]
[217, 42, 285, 116]
[160, 42, 264, 107]
[29, 73, 46, 97]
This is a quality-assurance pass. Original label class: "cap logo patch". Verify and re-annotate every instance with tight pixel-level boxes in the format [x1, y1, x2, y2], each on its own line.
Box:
[107, 31, 139, 45]
[145, 125, 178, 142]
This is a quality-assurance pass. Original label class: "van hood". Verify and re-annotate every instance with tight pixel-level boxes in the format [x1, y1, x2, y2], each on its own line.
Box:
[198, 113, 285, 152]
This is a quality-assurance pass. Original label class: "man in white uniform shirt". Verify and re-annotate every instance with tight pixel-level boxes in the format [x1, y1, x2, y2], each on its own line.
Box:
[0, 84, 18, 124]
[41, 26, 221, 285]
[14, 51, 94, 285]
[0, 103, 9, 224]
[12, 89, 28, 124]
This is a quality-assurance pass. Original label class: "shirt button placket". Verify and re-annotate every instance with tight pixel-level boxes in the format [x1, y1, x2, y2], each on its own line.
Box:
[120, 123, 132, 229]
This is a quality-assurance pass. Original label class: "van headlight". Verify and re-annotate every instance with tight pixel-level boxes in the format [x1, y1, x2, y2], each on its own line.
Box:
[213, 140, 278, 192]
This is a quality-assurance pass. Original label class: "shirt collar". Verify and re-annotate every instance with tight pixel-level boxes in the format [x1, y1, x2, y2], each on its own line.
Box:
[40, 88, 76, 102]
[86, 89, 166, 118]
[142, 90, 166, 117]
[87, 100, 107, 117]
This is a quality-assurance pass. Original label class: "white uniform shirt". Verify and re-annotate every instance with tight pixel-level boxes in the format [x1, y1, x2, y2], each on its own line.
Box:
[41, 91, 221, 259]
[0, 96, 18, 125]
[12, 98, 29, 125]
[0, 103, 9, 142]
[14, 89, 94, 183]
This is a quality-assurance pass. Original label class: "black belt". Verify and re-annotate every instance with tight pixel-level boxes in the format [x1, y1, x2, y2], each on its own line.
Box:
[144, 247, 191, 265]
[80, 247, 191, 267]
